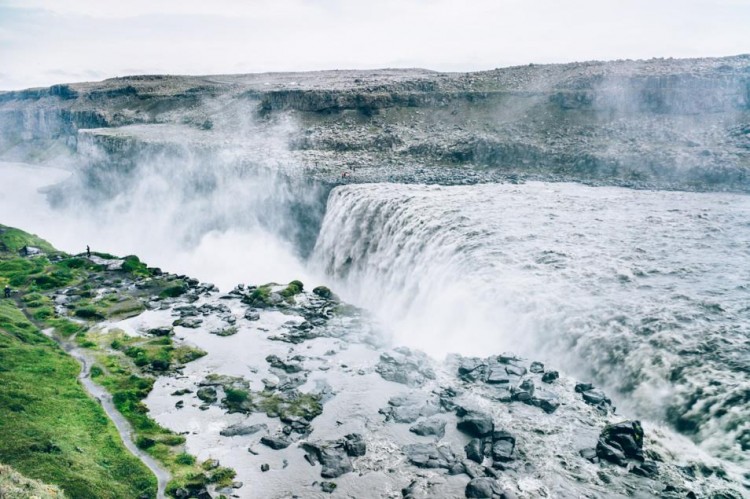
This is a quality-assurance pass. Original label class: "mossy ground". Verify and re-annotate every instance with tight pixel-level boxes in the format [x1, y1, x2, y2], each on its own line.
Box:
[0, 224, 232, 497]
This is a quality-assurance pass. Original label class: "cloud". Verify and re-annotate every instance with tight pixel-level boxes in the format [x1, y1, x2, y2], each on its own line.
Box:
[1, 0, 749, 89]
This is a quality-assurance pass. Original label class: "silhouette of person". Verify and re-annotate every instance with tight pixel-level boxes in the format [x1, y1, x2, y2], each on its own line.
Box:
[4, 286, 10, 299]
[86, 245, 91, 258]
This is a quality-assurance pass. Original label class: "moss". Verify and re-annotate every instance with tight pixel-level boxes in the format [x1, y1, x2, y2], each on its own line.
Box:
[175, 453, 195, 466]
[224, 388, 250, 404]
[312, 286, 333, 299]
[158, 282, 188, 299]
[73, 306, 105, 321]
[121, 256, 150, 277]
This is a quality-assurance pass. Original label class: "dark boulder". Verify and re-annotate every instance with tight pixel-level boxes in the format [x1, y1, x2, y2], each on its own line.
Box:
[344, 433, 367, 457]
[596, 420, 645, 466]
[541, 371, 559, 383]
[491, 431, 516, 462]
[196, 387, 217, 404]
[302, 442, 354, 478]
[529, 361, 545, 374]
[260, 436, 291, 450]
[465, 478, 515, 498]
[457, 411, 494, 438]
[410, 417, 446, 438]
[220, 423, 267, 437]
[403, 443, 458, 469]
[464, 438, 484, 464]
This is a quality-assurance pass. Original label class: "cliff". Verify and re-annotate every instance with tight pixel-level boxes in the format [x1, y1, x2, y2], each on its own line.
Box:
[1, 55, 749, 190]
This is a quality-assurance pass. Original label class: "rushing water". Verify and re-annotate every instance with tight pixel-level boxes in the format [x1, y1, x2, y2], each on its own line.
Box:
[312, 182, 750, 465]
[1, 161, 748, 468]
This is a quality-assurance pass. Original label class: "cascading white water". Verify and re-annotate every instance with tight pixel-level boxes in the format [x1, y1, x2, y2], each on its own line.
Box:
[312, 181, 750, 465]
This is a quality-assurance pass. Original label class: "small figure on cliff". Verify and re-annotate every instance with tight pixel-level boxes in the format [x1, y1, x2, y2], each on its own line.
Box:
[4, 286, 10, 299]
[86, 245, 91, 258]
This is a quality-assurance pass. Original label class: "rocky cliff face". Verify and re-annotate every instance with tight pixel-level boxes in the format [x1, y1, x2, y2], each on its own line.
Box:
[1, 56, 749, 190]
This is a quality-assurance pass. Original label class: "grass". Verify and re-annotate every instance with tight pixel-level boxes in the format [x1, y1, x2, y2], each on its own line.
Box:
[84, 328, 234, 493]
[0, 224, 230, 497]
[0, 302, 156, 498]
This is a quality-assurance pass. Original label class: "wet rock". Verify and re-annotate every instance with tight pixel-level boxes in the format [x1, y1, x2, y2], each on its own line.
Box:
[465, 478, 514, 498]
[465, 438, 484, 464]
[491, 431, 516, 462]
[530, 389, 560, 414]
[505, 365, 527, 377]
[343, 433, 366, 457]
[457, 411, 494, 438]
[210, 325, 238, 337]
[172, 317, 203, 328]
[403, 443, 458, 469]
[196, 387, 217, 404]
[579, 448, 598, 463]
[459, 358, 487, 382]
[266, 354, 305, 373]
[175, 400, 184, 409]
[146, 326, 173, 337]
[381, 394, 440, 423]
[575, 383, 612, 411]
[511, 378, 535, 401]
[302, 442, 354, 478]
[541, 370, 559, 383]
[596, 420, 645, 466]
[529, 361, 545, 373]
[312, 286, 333, 299]
[410, 417, 446, 438]
[320, 481, 337, 493]
[244, 309, 260, 321]
[486, 367, 514, 385]
[173, 485, 211, 499]
[261, 463, 270, 472]
[376, 348, 436, 387]
[260, 436, 291, 450]
[171, 389, 192, 396]
[630, 460, 659, 477]
[220, 423, 267, 437]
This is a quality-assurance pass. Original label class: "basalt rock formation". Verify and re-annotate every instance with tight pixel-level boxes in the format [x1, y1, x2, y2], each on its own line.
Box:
[1, 55, 749, 190]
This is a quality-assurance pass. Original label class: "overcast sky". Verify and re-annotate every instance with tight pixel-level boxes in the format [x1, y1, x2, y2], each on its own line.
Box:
[1, 0, 748, 90]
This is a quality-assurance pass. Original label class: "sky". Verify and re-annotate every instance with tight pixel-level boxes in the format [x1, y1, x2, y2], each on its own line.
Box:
[0, 0, 748, 90]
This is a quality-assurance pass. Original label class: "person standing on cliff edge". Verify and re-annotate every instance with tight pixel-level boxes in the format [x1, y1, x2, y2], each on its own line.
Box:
[86, 245, 91, 258]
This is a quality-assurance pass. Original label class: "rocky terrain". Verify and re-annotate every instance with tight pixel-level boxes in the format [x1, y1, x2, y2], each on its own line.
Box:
[1, 55, 749, 190]
[2, 224, 748, 498]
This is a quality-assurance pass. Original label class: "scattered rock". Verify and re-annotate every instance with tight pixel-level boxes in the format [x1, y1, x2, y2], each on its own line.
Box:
[376, 348, 436, 387]
[410, 417, 446, 438]
[457, 411, 494, 438]
[146, 326, 173, 337]
[196, 387, 217, 404]
[320, 481, 337, 493]
[595, 420, 644, 466]
[220, 423, 268, 437]
[261, 463, 270, 472]
[260, 436, 291, 450]
[303, 441, 354, 478]
[403, 443, 458, 470]
[541, 370, 559, 383]
[529, 361, 545, 374]
[465, 477, 514, 498]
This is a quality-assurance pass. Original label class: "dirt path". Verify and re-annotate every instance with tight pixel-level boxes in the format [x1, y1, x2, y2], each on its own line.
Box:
[36, 320, 171, 498]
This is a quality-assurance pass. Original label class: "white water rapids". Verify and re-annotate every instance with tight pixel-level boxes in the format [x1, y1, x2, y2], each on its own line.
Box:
[313, 182, 750, 465]
[1, 161, 748, 468]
